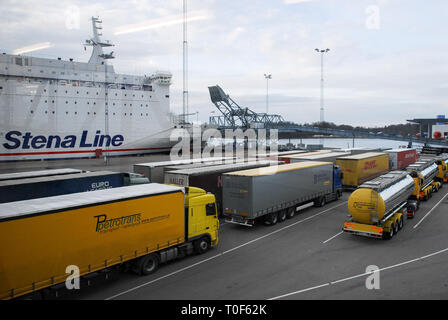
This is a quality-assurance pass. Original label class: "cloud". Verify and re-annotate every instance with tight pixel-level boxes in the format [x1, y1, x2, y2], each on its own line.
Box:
[284, 0, 315, 4]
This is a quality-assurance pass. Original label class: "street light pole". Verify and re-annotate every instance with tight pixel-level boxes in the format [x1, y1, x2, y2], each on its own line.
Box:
[264, 73, 272, 114]
[315, 48, 330, 124]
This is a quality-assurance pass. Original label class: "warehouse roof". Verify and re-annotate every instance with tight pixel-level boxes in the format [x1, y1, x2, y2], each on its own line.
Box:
[0, 183, 184, 221]
[336, 152, 387, 160]
[224, 161, 332, 177]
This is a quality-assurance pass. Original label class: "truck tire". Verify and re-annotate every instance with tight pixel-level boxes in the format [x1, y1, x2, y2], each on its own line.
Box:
[398, 217, 404, 230]
[336, 190, 342, 200]
[384, 225, 394, 240]
[139, 254, 160, 275]
[194, 237, 211, 254]
[278, 210, 287, 222]
[264, 212, 278, 225]
[286, 207, 295, 219]
[393, 221, 399, 234]
[314, 196, 326, 207]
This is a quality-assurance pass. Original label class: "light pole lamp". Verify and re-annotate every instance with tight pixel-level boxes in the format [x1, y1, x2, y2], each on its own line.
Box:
[315, 48, 330, 124]
[264, 73, 272, 114]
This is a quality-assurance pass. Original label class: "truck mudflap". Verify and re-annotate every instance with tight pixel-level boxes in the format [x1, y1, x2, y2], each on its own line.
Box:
[343, 222, 383, 239]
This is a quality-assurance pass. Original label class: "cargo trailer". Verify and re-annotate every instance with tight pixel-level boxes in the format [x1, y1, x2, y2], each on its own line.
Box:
[0, 168, 84, 182]
[162, 158, 258, 175]
[278, 150, 333, 164]
[287, 152, 351, 164]
[336, 152, 389, 187]
[133, 157, 233, 183]
[385, 149, 418, 170]
[0, 171, 148, 203]
[0, 184, 219, 300]
[222, 161, 343, 226]
[165, 160, 280, 216]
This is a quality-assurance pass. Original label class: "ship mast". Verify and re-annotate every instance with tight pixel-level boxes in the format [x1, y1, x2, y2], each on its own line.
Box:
[85, 17, 115, 65]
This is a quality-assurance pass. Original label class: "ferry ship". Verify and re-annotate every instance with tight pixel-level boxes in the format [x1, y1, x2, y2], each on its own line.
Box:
[0, 17, 178, 161]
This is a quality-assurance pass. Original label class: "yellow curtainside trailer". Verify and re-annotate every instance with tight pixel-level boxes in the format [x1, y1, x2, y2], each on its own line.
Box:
[0, 184, 219, 300]
[336, 152, 389, 187]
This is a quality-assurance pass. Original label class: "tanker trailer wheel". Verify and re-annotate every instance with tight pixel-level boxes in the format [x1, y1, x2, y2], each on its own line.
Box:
[138, 254, 160, 275]
[398, 217, 404, 230]
[194, 237, 211, 254]
[393, 221, 399, 235]
[383, 225, 394, 240]
[278, 210, 287, 222]
[286, 207, 295, 219]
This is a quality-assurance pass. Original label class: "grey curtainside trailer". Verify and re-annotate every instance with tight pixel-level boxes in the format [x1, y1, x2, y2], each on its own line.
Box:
[222, 161, 343, 226]
[133, 157, 234, 183]
[164, 160, 280, 216]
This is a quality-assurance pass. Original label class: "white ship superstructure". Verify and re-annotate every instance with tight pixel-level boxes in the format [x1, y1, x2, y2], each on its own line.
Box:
[0, 17, 177, 161]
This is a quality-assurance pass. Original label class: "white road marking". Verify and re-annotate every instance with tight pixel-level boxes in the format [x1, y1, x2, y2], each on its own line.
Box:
[322, 231, 343, 244]
[105, 201, 348, 300]
[413, 190, 448, 229]
[268, 247, 448, 300]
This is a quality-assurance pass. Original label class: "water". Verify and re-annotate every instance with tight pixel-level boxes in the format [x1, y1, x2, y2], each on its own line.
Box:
[280, 138, 424, 150]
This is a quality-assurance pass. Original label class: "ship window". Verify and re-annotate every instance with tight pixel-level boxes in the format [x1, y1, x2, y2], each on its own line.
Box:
[165, 95, 169, 98]
[45, 111, 48, 114]
[94, 112, 96, 115]
[30, 99, 33, 102]
[40, 70, 44, 73]
[74, 101, 77, 104]
[66, 112, 69, 114]
[93, 102, 96, 105]
[52, 100, 54, 103]
[15, 57, 23, 66]
[88, 112, 90, 115]
[52, 111, 55, 114]
[75, 112, 77, 115]
[130, 113, 132, 116]
[30, 110, 34, 114]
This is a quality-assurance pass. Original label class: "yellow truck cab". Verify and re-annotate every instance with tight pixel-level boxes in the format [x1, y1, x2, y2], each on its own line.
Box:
[183, 186, 219, 252]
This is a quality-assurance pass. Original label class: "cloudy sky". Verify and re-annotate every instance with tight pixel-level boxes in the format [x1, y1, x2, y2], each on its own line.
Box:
[1, 0, 447, 127]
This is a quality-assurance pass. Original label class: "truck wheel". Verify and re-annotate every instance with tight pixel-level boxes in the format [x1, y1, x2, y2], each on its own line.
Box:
[398, 217, 404, 230]
[314, 197, 326, 207]
[336, 190, 342, 200]
[286, 207, 295, 219]
[394, 221, 399, 234]
[383, 225, 394, 240]
[194, 237, 210, 254]
[278, 210, 287, 222]
[264, 212, 278, 225]
[139, 254, 160, 275]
